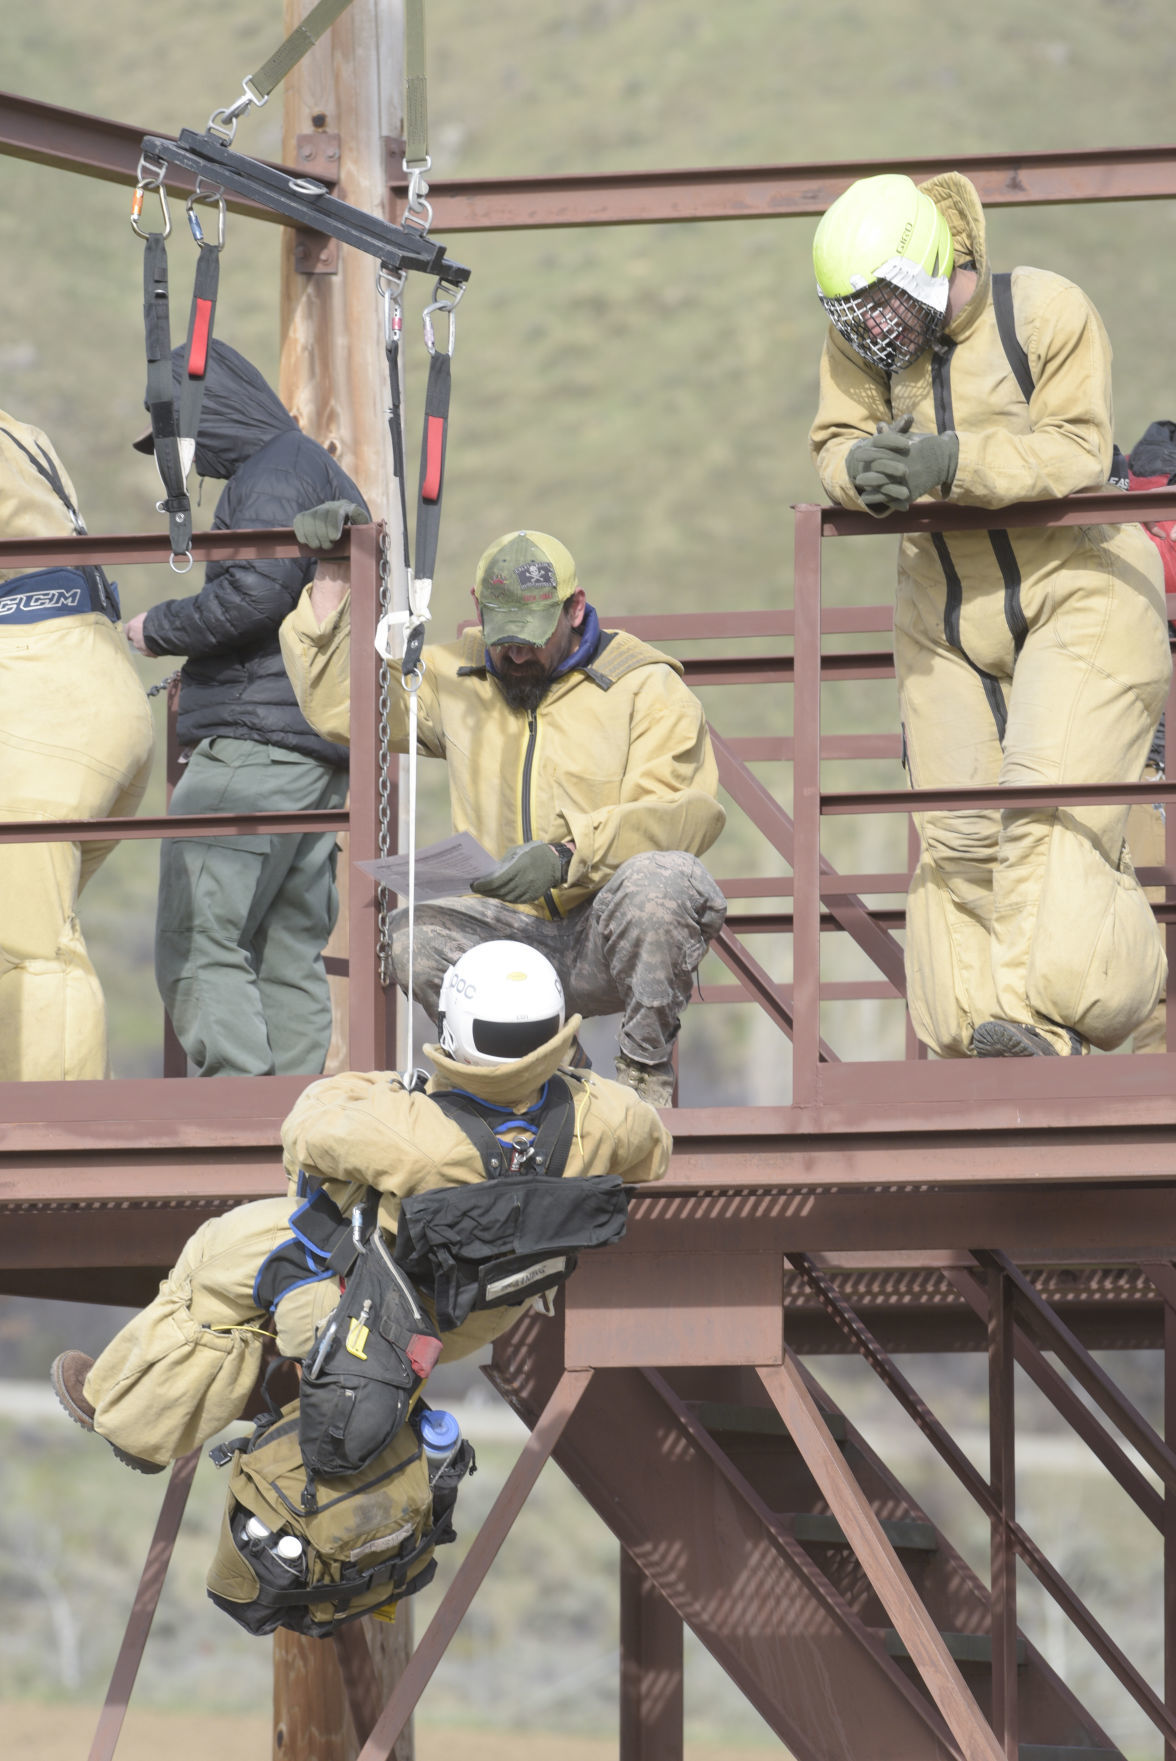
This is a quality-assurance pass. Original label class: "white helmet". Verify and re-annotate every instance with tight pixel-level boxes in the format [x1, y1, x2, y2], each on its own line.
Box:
[437, 940, 565, 1066]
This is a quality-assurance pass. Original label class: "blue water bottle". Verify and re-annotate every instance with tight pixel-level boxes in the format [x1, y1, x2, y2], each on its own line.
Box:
[418, 1407, 462, 1481]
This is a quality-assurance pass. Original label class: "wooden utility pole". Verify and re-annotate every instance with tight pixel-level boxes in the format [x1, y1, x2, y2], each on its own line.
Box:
[275, 4, 413, 1758]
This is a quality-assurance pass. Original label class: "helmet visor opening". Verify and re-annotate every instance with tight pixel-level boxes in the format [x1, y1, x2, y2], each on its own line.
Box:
[471, 1015, 562, 1059]
[821, 278, 945, 373]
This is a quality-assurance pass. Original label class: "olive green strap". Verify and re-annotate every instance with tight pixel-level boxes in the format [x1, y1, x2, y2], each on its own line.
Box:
[404, 0, 429, 168]
[246, 0, 359, 102]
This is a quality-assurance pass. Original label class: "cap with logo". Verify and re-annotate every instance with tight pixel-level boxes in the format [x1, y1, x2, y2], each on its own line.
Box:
[474, 530, 577, 648]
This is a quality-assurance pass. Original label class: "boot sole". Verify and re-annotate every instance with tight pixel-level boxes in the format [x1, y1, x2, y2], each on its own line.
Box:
[49, 1352, 166, 1474]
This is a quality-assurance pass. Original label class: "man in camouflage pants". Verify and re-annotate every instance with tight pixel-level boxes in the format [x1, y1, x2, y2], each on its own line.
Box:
[281, 529, 727, 1104]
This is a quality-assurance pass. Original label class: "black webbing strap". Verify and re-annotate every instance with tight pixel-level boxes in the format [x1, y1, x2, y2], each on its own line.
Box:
[992, 272, 1034, 403]
[178, 242, 220, 457]
[428, 1076, 576, 1181]
[414, 349, 451, 590]
[142, 232, 192, 560]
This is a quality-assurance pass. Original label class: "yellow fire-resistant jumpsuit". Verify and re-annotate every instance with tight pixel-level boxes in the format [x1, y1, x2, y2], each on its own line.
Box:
[0, 415, 154, 1079]
[81, 1019, 671, 1466]
[810, 173, 1170, 1056]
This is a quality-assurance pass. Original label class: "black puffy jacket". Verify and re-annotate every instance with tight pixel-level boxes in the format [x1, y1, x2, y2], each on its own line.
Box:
[142, 342, 366, 766]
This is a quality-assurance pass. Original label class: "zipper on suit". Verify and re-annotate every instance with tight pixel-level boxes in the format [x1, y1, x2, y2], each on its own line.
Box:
[521, 711, 560, 919]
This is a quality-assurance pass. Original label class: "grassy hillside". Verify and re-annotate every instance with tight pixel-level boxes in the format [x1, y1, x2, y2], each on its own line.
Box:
[5, 0, 1176, 1082]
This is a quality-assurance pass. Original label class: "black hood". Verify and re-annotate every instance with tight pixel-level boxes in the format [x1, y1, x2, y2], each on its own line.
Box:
[139, 339, 296, 480]
[1129, 420, 1176, 483]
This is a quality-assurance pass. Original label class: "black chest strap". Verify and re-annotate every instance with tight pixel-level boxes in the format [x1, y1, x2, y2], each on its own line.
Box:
[428, 1074, 576, 1181]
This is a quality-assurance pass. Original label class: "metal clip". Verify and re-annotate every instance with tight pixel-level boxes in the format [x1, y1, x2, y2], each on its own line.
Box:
[422, 280, 463, 357]
[402, 157, 434, 234]
[207, 78, 268, 145]
[131, 158, 171, 238]
[378, 267, 406, 350]
[185, 187, 226, 251]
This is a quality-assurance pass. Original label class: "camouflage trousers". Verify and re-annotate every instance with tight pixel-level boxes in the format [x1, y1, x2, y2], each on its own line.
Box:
[389, 849, 726, 1065]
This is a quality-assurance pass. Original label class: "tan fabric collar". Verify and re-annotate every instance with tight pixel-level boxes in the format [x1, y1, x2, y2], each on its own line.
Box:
[423, 1013, 583, 1109]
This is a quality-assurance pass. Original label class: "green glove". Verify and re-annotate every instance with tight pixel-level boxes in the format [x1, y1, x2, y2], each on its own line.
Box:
[849, 419, 959, 515]
[470, 841, 565, 904]
[293, 500, 367, 550]
[847, 415, 914, 516]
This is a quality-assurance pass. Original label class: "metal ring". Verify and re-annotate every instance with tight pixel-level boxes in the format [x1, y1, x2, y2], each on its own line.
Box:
[288, 177, 328, 197]
[169, 550, 195, 576]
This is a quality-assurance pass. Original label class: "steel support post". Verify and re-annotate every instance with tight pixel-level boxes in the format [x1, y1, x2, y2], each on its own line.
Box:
[759, 1355, 1005, 1761]
[791, 506, 824, 1101]
[987, 1266, 1018, 1759]
[354, 1370, 594, 1761]
[87, 1452, 200, 1761]
[619, 1548, 684, 1761]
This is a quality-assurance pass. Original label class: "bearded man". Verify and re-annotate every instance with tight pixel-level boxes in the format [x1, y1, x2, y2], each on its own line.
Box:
[279, 528, 726, 1104]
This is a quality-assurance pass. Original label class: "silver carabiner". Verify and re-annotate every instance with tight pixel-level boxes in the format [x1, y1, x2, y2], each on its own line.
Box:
[131, 157, 171, 239]
[186, 186, 226, 251]
[422, 281, 463, 357]
[207, 78, 268, 146]
[402, 157, 434, 234]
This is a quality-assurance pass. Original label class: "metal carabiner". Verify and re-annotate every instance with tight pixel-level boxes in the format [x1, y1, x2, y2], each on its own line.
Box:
[422, 280, 463, 358]
[378, 266, 406, 350]
[185, 187, 226, 251]
[402, 157, 434, 234]
[131, 156, 171, 238]
[207, 78, 268, 146]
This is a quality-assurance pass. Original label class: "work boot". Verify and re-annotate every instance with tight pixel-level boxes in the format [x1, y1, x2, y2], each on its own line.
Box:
[614, 1051, 675, 1106]
[49, 1351, 166, 1475]
[972, 1019, 1085, 1057]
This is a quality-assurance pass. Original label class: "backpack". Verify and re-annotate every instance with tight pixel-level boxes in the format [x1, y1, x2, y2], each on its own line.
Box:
[392, 1075, 631, 1330]
[254, 1186, 444, 1496]
[206, 1389, 474, 1638]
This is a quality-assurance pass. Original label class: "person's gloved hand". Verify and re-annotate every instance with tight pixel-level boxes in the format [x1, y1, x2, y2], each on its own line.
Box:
[848, 417, 958, 514]
[293, 500, 367, 550]
[471, 841, 565, 904]
[846, 414, 915, 515]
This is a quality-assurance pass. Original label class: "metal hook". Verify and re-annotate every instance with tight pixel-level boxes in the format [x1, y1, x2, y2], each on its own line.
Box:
[422, 283, 462, 357]
[185, 189, 226, 251]
[131, 180, 172, 239]
[207, 78, 268, 145]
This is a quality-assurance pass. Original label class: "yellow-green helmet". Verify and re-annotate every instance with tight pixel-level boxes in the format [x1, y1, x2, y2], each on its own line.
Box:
[813, 174, 955, 372]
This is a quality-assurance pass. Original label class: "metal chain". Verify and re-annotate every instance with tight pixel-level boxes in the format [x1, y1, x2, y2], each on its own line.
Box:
[146, 668, 182, 699]
[376, 526, 397, 988]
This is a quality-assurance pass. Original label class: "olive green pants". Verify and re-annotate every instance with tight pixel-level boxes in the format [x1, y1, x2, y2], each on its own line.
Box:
[155, 738, 348, 1077]
[0, 613, 153, 1079]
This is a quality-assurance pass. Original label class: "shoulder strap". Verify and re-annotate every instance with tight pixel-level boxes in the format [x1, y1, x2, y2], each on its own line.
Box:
[429, 1074, 577, 1180]
[991, 272, 1034, 403]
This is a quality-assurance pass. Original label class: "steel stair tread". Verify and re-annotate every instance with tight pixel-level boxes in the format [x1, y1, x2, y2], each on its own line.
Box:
[693, 1400, 848, 1441]
[879, 1628, 1027, 1664]
[785, 1511, 938, 1550]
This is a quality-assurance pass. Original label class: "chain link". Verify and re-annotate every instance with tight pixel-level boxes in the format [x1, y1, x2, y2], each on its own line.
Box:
[376, 527, 397, 988]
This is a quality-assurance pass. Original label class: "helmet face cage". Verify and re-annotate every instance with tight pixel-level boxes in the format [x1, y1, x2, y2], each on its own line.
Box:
[821, 278, 946, 374]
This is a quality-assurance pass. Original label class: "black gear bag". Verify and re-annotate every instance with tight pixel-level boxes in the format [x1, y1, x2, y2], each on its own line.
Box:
[393, 1076, 631, 1330]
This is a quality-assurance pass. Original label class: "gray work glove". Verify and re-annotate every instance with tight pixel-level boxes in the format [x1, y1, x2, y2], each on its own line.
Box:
[848, 416, 958, 514]
[471, 841, 565, 904]
[293, 500, 367, 550]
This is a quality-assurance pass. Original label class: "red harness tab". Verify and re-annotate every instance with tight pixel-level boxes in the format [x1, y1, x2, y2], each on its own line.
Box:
[188, 299, 214, 378]
[421, 414, 446, 502]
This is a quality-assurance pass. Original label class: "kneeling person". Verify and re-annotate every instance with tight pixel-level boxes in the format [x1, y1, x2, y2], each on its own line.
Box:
[50, 941, 671, 1472]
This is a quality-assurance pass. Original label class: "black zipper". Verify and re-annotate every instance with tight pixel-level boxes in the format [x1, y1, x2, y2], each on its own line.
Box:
[521, 712, 560, 919]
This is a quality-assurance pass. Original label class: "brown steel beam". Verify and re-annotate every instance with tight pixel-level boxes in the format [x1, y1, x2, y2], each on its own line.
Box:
[759, 1353, 1005, 1761]
[489, 1317, 963, 1760]
[0, 527, 311, 568]
[0, 809, 349, 845]
[0, 88, 335, 212]
[817, 485, 1176, 539]
[385, 143, 1176, 232]
[620, 1550, 684, 1761]
[87, 1452, 200, 1761]
[354, 1370, 595, 1761]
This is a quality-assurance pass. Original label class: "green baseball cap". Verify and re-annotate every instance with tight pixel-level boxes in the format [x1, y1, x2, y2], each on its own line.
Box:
[474, 531, 578, 648]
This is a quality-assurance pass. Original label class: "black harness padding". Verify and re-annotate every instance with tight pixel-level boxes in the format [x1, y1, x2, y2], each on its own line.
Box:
[142, 232, 192, 559]
[394, 1075, 630, 1330]
[992, 272, 1034, 403]
[427, 1074, 576, 1181]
